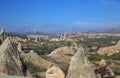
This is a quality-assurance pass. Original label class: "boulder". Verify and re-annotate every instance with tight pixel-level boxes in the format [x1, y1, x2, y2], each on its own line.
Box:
[21, 50, 54, 69]
[48, 46, 76, 74]
[20, 50, 55, 77]
[46, 65, 65, 78]
[0, 38, 23, 75]
[95, 59, 115, 78]
[49, 46, 76, 56]
[66, 47, 96, 78]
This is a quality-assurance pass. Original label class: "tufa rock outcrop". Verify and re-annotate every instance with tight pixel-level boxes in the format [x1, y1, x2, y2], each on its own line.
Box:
[48, 46, 76, 64]
[95, 59, 115, 78]
[21, 50, 54, 69]
[97, 45, 120, 56]
[116, 40, 120, 46]
[0, 38, 23, 75]
[66, 47, 96, 78]
[49, 46, 76, 55]
[17, 42, 24, 53]
[20, 50, 56, 77]
[48, 46, 76, 75]
[97, 40, 120, 56]
[46, 65, 65, 78]
[0, 28, 6, 44]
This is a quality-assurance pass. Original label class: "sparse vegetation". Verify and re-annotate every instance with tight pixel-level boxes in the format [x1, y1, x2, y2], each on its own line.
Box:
[88, 52, 120, 61]
[22, 41, 72, 55]
[24, 61, 46, 74]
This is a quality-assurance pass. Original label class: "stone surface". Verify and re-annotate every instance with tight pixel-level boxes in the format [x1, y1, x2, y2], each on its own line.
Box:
[97, 45, 120, 56]
[0, 38, 23, 76]
[21, 50, 55, 77]
[49, 46, 76, 56]
[0, 27, 6, 43]
[66, 47, 96, 78]
[21, 50, 54, 69]
[46, 65, 65, 78]
[116, 40, 120, 46]
[48, 46, 76, 74]
[95, 59, 115, 78]
[17, 42, 23, 53]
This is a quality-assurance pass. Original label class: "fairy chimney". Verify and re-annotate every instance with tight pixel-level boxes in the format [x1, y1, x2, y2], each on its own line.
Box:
[0, 27, 6, 44]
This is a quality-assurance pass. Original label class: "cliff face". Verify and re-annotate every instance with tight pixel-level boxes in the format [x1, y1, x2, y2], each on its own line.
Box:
[66, 48, 96, 78]
[0, 38, 23, 75]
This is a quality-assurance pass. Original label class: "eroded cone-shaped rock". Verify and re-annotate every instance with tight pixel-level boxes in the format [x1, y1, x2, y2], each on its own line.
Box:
[17, 42, 23, 53]
[99, 59, 107, 67]
[116, 40, 120, 46]
[66, 47, 96, 78]
[46, 65, 65, 78]
[0, 38, 23, 75]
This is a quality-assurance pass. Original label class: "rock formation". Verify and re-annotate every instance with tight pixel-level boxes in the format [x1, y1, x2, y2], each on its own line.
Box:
[97, 45, 120, 56]
[0, 28, 6, 44]
[46, 65, 65, 78]
[95, 59, 115, 78]
[0, 38, 23, 75]
[34, 36, 39, 42]
[21, 50, 54, 69]
[66, 47, 96, 78]
[97, 40, 120, 56]
[48, 46, 76, 74]
[20, 50, 55, 77]
[49, 46, 76, 56]
[116, 40, 120, 46]
[17, 42, 23, 53]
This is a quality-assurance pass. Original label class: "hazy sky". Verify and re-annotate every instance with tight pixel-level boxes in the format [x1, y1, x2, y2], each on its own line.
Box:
[0, 0, 120, 33]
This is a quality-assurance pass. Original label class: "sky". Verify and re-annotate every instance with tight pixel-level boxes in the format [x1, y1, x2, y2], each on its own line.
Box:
[0, 0, 120, 33]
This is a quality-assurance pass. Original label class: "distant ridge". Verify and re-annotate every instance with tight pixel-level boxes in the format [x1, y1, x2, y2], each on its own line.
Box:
[103, 28, 120, 33]
[8, 32, 54, 35]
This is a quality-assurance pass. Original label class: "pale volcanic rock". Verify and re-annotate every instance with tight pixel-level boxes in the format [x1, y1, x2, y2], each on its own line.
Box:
[0, 28, 6, 43]
[17, 42, 23, 53]
[66, 47, 96, 78]
[99, 59, 107, 67]
[49, 46, 76, 55]
[95, 59, 115, 78]
[116, 40, 120, 46]
[97, 45, 120, 56]
[46, 65, 65, 78]
[48, 46, 76, 73]
[21, 50, 57, 77]
[21, 50, 54, 69]
[0, 38, 23, 75]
